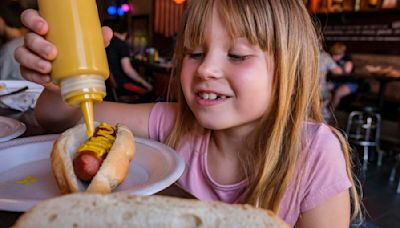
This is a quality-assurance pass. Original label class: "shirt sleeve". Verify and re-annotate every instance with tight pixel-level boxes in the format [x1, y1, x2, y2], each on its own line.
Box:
[117, 39, 130, 58]
[148, 102, 178, 143]
[327, 56, 338, 71]
[300, 124, 352, 212]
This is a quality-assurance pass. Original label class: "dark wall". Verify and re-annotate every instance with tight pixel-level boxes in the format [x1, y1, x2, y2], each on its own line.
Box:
[315, 9, 400, 55]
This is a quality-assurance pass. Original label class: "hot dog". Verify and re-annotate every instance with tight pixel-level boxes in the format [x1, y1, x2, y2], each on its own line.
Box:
[73, 123, 116, 181]
[50, 122, 135, 194]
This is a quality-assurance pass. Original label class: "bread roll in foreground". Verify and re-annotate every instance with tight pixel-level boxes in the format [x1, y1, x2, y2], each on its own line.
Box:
[14, 194, 288, 228]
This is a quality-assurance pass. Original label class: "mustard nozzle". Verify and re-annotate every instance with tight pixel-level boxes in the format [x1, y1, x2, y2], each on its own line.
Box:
[81, 101, 94, 138]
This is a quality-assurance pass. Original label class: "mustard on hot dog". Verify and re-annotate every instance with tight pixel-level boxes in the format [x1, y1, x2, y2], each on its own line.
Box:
[77, 122, 116, 158]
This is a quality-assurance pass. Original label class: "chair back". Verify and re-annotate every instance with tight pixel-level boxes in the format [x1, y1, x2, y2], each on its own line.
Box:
[346, 109, 381, 146]
[105, 73, 119, 101]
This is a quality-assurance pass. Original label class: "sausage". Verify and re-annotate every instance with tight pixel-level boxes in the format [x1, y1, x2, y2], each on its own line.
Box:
[73, 151, 104, 181]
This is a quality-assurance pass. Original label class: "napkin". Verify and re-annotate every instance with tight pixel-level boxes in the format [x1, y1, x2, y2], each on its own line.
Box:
[0, 91, 41, 111]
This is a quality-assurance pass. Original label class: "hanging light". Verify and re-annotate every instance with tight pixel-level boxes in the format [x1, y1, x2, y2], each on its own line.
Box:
[107, 6, 117, 16]
[173, 0, 186, 4]
[121, 4, 130, 12]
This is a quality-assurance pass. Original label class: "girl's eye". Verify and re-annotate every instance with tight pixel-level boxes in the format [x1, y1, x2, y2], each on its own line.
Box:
[188, 52, 204, 60]
[228, 54, 249, 62]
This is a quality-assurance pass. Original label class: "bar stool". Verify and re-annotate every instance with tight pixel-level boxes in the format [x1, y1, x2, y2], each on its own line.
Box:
[389, 153, 400, 194]
[346, 106, 382, 170]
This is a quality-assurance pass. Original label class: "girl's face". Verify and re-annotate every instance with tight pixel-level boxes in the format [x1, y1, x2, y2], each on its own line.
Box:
[180, 8, 274, 131]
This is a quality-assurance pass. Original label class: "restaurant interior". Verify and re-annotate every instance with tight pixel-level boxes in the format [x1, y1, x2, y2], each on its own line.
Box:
[0, 0, 399, 227]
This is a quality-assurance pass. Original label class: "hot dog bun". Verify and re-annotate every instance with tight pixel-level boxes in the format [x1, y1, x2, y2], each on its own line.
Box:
[14, 194, 288, 227]
[51, 123, 135, 194]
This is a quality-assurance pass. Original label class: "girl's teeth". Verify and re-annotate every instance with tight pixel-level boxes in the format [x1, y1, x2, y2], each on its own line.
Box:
[199, 92, 219, 100]
[208, 93, 217, 100]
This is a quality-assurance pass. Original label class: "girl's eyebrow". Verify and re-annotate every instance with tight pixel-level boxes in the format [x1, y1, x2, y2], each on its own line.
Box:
[231, 39, 259, 52]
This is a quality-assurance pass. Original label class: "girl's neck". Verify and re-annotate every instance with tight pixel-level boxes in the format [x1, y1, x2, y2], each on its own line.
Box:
[207, 126, 255, 185]
[209, 125, 255, 157]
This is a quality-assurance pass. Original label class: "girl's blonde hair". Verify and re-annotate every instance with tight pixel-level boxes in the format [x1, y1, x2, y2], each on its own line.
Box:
[166, 0, 360, 220]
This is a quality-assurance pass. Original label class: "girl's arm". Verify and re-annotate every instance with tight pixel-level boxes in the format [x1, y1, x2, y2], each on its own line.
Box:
[93, 102, 154, 138]
[35, 88, 154, 138]
[295, 190, 350, 228]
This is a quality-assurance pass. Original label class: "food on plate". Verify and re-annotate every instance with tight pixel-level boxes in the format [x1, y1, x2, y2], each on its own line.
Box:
[51, 122, 135, 194]
[14, 194, 289, 227]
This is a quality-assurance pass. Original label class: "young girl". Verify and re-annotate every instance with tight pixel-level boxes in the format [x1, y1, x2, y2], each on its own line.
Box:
[15, 0, 360, 227]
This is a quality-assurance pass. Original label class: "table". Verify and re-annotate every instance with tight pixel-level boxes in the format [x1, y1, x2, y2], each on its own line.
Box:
[131, 58, 172, 75]
[328, 73, 400, 109]
[0, 107, 194, 227]
[131, 58, 174, 101]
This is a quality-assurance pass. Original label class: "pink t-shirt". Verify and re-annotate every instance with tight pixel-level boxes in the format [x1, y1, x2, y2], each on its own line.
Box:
[149, 102, 351, 227]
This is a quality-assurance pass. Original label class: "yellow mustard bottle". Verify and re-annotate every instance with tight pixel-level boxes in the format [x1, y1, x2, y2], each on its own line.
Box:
[38, 0, 109, 137]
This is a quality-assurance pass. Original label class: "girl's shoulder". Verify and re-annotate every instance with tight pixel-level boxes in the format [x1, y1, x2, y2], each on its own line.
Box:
[151, 102, 179, 116]
[302, 122, 343, 157]
[303, 122, 338, 141]
[290, 122, 351, 215]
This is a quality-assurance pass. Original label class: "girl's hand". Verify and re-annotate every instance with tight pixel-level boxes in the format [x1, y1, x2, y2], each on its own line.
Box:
[14, 9, 113, 90]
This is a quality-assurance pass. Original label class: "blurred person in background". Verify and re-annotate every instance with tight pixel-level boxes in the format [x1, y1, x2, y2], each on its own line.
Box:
[0, 16, 26, 46]
[0, 36, 24, 80]
[0, 0, 30, 46]
[319, 49, 342, 121]
[329, 42, 358, 109]
[104, 19, 153, 99]
[0, 0, 33, 80]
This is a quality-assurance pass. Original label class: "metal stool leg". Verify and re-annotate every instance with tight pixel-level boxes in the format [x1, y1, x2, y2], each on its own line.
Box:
[363, 146, 369, 170]
[389, 164, 397, 182]
[377, 149, 384, 167]
[390, 155, 400, 194]
[375, 114, 383, 166]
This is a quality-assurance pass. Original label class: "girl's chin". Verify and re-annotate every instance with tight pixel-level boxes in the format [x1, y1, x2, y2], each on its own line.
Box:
[195, 117, 232, 130]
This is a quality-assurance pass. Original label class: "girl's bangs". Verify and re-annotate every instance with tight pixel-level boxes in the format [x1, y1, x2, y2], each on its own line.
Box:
[182, 0, 273, 52]
[182, 1, 213, 51]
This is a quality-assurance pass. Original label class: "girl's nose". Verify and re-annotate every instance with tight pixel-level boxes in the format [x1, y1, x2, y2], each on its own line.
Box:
[196, 54, 223, 80]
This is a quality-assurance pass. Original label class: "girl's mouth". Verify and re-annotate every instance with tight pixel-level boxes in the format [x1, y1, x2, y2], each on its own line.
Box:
[197, 92, 231, 100]
[195, 91, 232, 106]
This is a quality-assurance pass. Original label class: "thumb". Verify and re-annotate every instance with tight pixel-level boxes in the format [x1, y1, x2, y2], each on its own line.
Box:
[101, 26, 113, 47]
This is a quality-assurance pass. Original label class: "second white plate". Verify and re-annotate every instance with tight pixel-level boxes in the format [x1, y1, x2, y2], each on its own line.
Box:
[0, 116, 26, 142]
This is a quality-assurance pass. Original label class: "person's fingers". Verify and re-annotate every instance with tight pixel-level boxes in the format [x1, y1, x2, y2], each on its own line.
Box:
[43, 82, 60, 91]
[20, 9, 48, 35]
[15, 46, 52, 74]
[102, 26, 113, 47]
[20, 65, 52, 85]
[24, 32, 57, 60]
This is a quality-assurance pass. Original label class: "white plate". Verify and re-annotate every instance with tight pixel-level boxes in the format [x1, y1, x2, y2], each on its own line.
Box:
[0, 80, 44, 94]
[0, 135, 185, 212]
[0, 116, 26, 142]
[0, 80, 44, 111]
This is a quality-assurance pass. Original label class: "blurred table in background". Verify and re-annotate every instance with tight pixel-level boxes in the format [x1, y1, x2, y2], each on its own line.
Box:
[328, 73, 400, 109]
